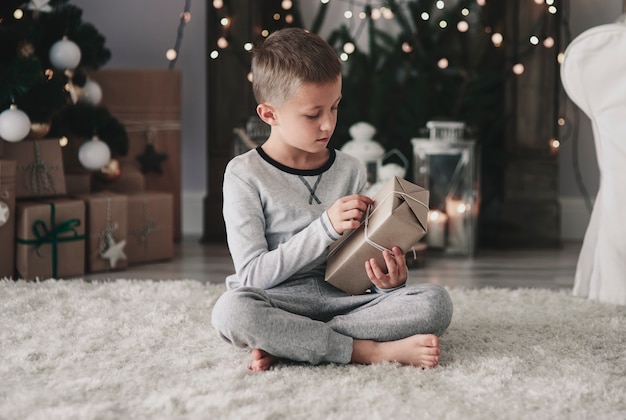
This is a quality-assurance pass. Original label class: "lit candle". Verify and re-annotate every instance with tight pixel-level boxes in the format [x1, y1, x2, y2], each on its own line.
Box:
[427, 210, 447, 248]
[445, 197, 468, 251]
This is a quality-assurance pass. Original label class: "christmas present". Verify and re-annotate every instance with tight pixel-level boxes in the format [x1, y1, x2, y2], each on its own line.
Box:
[325, 177, 430, 295]
[15, 198, 85, 280]
[89, 69, 182, 241]
[0, 160, 17, 278]
[126, 191, 173, 264]
[3, 138, 67, 199]
[65, 172, 92, 195]
[75, 192, 128, 273]
[92, 164, 145, 194]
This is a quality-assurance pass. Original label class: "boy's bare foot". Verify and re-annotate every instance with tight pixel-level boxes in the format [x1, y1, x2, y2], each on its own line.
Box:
[351, 334, 441, 368]
[249, 349, 277, 372]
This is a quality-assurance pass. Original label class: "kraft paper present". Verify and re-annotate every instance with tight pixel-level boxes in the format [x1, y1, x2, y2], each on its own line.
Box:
[75, 192, 128, 273]
[0, 160, 17, 278]
[65, 172, 92, 195]
[126, 191, 173, 264]
[92, 165, 145, 194]
[15, 198, 85, 280]
[3, 139, 67, 199]
[325, 177, 430, 295]
[89, 69, 182, 241]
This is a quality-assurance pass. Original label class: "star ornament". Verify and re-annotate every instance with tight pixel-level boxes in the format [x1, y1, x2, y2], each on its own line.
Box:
[136, 144, 168, 174]
[100, 234, 127, 269]
[27, 0, 53, 12]
[0, 201, 9, 227]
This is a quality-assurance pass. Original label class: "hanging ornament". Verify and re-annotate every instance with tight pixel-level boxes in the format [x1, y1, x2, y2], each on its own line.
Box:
[26, 0, 53, 13]
[29, 122, 51, 139]
[97, 158, 122, 182]
[100, 233, 127, 268]
[78, 136, 111, 170]
[136, 143, 168, 174]
[0, 105, 31, 143]
[0, 200, 9, 227]
[78, 80, 103, 105]
[49, 37, 81, 70]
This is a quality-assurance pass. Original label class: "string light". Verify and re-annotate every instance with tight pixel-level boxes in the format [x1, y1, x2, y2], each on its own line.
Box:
[167, 0, 191, 69]
[457, 21, 469, 32]
[549, 138, 560, 154]
[491, 33, 503, 47]
[13, 8, 24, 19]
[513, 63, 525, 75]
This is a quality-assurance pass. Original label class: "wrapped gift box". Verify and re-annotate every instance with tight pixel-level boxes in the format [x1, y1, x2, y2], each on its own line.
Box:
[89, 69, 182, 241]
[65, 172, 92, 195]
[0, 160, 17, 278]
[75, 192, 128, 273]
[3, 139, 67, 199]
[126, 191, 173, 264]
[92, 164, 145, 194]
[325, 177, 430, 295]
[15, 198, 85, 280]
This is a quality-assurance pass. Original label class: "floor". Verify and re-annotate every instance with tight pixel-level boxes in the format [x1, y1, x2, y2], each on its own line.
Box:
[82, 236, 581, 291]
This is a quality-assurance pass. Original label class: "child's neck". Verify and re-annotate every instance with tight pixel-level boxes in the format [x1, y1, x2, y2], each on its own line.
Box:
[261, 143, 329, 171]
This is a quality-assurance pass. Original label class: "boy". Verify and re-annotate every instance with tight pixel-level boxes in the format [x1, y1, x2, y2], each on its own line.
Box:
[211, 28, 453, 372]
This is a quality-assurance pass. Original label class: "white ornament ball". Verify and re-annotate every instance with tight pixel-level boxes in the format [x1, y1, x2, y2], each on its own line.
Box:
[78, 137, 111, 170]
[79, 80, 103, 105]
[49, 38, 81, 70]
[0, 105, 31, 143]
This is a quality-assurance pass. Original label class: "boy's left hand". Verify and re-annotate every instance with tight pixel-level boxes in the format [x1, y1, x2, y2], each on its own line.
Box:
[365, 246, 407, 290]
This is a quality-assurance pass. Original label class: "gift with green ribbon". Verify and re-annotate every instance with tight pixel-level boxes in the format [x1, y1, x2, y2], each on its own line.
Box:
[0, 159, 17, 278]
[15, 199, 86, 280]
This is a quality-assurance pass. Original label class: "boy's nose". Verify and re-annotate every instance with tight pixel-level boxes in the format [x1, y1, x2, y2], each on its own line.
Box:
[320, 112, 335, 132]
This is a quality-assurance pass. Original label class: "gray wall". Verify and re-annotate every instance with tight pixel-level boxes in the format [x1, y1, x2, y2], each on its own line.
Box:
[70, 0, 623, 238]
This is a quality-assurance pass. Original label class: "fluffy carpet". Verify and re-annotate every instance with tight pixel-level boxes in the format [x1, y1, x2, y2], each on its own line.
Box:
[1, 279, 624, 420]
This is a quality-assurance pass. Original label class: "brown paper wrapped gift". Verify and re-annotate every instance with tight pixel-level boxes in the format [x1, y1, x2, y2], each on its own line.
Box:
[15, 198, 85, 280]
[89, 69, 182, 241]
[65, 172, 92, 195]
[0, 160, 17, 278]
[3, 138, 66, 199]
[76, 192, 128, 273]
[126, 191, 173, 264]
[92, 164, 145, 194]
[325, 177, 430, 295]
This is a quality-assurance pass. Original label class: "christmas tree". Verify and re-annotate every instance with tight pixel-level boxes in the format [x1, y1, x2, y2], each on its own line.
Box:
[0, 0, 128, 165]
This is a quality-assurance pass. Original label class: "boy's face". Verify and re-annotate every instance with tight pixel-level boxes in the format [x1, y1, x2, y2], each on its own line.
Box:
[259, 76, 342, 157]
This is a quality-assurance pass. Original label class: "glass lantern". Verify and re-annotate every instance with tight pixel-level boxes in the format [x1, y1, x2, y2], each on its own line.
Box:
[411, 135, 480, 257]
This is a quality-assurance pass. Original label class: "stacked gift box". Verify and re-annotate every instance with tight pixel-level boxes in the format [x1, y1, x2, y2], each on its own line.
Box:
[0, 137, 174, 281]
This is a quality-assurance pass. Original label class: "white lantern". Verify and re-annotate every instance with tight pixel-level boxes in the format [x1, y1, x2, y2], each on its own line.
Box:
[341, 121, 385, 186]
[49, 37, 81, 70]
[0, 104, 31, 143]
[78, 137, 111, 170]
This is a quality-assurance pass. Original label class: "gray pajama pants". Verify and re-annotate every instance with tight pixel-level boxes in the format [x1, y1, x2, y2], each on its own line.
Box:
[211, 278, 453, 365]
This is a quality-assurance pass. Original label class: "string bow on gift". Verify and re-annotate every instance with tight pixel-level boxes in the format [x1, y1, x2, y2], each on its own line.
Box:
[16, 203, 85, 278]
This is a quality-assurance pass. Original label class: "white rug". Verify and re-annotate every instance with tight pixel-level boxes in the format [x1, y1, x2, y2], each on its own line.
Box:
[1, 280, 624, 420]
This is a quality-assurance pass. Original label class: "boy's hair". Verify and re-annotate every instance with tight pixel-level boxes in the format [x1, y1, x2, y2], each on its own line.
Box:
[251, 27, 342, 107]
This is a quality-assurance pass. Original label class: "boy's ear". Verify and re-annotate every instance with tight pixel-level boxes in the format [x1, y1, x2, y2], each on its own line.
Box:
[257, 103, 278, 125]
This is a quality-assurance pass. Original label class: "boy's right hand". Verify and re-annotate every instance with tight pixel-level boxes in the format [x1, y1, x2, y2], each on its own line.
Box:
[327, 194, 373, 235]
